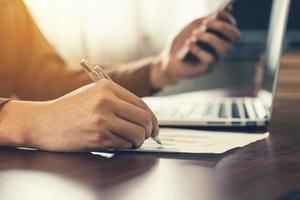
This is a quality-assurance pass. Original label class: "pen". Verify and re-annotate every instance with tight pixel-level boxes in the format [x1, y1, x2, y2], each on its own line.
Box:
[80, 59, 162, 145]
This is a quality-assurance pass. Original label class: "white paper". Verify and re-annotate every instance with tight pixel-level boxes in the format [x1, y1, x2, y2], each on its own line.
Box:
[91, 152, 114, 158]
[104, 128, 269, 154]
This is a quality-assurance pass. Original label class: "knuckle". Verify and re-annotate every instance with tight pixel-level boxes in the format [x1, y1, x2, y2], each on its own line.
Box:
[99, 78, 111, 85]
[91, 115, 108, 128]
[97, 96, 114, 107]
[92, 133, 104, 143]
[98, 79, 114, 89]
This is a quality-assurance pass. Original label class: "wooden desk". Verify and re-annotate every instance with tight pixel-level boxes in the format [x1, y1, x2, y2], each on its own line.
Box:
[1, 53, 300, 200]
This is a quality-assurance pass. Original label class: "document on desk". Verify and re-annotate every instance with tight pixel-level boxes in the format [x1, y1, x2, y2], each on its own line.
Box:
[104, 128, 269, 154]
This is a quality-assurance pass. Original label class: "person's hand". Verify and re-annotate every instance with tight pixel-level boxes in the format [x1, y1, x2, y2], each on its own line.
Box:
[0, 80, 159, 152]
[150, 10, 240, 89]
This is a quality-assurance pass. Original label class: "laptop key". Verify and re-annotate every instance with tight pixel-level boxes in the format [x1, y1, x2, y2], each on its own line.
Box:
[218, 102, 226, 118]
[243, 103, 249, 119]
[237, 100, 246, 120]
[244, 99, 257, 120]
[225, 99, 232, 118]
[232, 102, 240, 118]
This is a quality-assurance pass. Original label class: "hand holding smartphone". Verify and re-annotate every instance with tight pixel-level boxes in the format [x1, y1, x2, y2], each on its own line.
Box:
[177, 0, 234, 65]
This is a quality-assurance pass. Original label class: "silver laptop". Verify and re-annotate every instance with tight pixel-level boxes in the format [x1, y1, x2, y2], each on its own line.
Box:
[144, 0, 291, 130]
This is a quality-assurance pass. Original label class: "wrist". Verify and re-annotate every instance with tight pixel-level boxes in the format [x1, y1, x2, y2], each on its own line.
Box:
[0, 100, 48, 148]
[149, 54, 178, 90]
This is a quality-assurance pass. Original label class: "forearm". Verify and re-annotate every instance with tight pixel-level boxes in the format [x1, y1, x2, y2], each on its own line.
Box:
[106, 55, 171, 97]
[21, 55, 164, 100]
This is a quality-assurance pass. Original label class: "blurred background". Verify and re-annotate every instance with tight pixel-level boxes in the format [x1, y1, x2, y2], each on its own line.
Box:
[24, 0, 300, 95]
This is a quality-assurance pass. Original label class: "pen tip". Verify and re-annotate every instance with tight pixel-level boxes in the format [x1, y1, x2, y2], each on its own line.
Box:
[154, 137, 162, 145]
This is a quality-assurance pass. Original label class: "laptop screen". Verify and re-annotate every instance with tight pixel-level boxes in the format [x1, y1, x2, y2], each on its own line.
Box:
[263, 0, 291, 92]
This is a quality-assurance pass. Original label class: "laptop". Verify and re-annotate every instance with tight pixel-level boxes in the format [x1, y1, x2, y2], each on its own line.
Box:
[144, 0, 291, 130]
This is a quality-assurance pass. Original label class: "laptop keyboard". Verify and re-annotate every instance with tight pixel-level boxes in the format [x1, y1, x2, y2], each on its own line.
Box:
[171, 98, 268, 120]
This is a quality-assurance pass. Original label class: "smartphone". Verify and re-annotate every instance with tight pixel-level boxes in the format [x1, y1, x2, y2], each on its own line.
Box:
[177, 0, 234, 65]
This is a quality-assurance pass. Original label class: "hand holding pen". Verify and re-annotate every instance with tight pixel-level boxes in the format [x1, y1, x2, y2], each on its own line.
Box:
[80, 59, 162, 146]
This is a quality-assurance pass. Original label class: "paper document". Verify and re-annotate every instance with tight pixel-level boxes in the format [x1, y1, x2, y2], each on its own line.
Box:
[104, 128, 269, 154]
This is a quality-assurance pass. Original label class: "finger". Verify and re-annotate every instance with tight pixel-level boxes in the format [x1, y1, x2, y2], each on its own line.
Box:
[189, 42, 215, 65]
[106, 133, 133, 149]
[196, 32, 231, 57]
[225, 4, 233, 12]
[111, 82, 147, 109]
[114, 99, 153, 138]
[206, 20, 240, 43]
[111, 83, 159, 136]
[152, 120, 160, 137]
[218, 10, 237, 25]
[109, 116, 146, 148]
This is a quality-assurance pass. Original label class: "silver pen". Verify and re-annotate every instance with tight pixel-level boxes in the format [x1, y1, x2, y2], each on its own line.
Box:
[80, 59, 162, 145]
